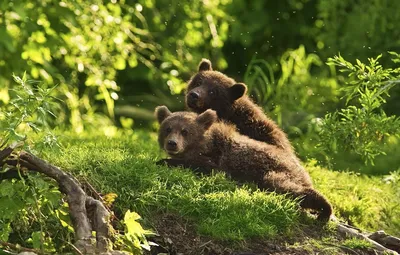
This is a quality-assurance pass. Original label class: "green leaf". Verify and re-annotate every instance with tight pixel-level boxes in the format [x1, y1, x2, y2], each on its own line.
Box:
[31, 231, 42, 250]
[0, 181, 15, 197]
[0, 197, 25, 220]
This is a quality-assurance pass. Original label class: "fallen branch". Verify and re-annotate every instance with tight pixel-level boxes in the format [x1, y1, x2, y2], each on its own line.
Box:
[1, 146, 128, 255]
[369, 230, 400, 252]
[18, 151, 95, 254]
[0, 240, 43, 255]
[331, 216, 399, 255]
[85, 196, 112, 252]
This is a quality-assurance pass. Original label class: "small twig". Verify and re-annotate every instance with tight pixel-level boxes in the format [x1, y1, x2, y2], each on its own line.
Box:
[0, 240, 42, 254]
[0, 138, 9, 149]
[330, 216, 399, 254]
[371, 80, 400, 101]
[199, 240, 212, 248]
[6, 158, 39, 172]
[68, 242, 84, 255]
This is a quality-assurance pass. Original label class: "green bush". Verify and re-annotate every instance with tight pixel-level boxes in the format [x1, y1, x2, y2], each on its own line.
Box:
[319, 53, 400, 166]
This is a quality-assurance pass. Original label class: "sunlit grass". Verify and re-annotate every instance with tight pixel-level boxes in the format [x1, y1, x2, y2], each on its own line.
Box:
[341, 237, 373, 249]
[38, 130, 299, 240]
[35, 130, 400, 240]
[308, 160, 400, 236]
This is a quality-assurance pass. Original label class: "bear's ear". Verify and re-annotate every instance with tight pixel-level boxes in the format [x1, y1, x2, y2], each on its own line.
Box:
[198, 58, 213, 72]
[229, 83, 247, 101]
[196, 109, 217, 130]
[155, 105, 172, 124]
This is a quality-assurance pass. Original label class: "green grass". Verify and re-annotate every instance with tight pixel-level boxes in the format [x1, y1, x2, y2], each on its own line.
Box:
[341, 237, 373, 249]
[37, 130, 299, 241]
[308, 160, 400, 236]
[33, 129, 400, 241]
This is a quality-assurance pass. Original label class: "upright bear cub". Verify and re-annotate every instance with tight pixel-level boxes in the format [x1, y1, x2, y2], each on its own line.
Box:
[155, 106, 333, 221]
[186, 58, 292, 152]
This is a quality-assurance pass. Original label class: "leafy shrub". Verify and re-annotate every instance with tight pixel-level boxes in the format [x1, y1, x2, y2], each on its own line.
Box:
[0, 75, 71, 252]
[0, 73, 58, 147]
[319, 53, 400, 165]
[244, 48, 400, 173]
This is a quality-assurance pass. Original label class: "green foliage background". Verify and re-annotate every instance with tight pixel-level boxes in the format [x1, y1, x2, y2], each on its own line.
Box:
[1, 0, 399, 170]
[1, 0, 400, 253]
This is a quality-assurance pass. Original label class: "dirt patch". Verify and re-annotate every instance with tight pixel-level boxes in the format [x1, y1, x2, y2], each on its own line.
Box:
[145, 213, 381, 255]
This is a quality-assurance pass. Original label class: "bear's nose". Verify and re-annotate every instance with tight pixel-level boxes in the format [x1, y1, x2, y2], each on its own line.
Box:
[167, 140, 177, 148]
[189, 91, 199, 100]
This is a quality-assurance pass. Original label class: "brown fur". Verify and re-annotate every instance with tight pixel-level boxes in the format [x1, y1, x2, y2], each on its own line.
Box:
[185, 58, 293, 152]
[155, 106, 333, 221]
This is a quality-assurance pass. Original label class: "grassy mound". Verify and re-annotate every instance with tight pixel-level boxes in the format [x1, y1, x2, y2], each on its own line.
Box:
[39, 130, 299, 241]
[37, 129, 399, 241]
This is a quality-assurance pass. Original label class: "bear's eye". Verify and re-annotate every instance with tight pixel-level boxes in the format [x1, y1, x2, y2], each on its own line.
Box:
[181, 129, 188, 136]
[208, 89, 216, 97]
[165, 127, 172, 133]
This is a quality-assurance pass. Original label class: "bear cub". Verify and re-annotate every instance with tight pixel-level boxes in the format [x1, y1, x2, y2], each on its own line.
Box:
[186, 58, 292, 152]
[156, 106, 333, 221]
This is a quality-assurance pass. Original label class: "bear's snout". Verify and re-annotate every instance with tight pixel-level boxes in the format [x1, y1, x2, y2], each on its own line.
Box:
[189, 91, 200, 100]
[187, 90, 203, 110]
[167, 140, 177, 148]
[165, 139, 180, 154]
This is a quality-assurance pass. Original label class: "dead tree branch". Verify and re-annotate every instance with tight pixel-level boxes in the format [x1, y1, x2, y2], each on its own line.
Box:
[331, 216, 399, 255]
[1, 147, 127, 255]
[0, 240, 43, 255]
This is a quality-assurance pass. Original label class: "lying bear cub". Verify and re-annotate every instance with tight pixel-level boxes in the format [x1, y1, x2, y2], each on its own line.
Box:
[155, 106, 333, 222]
[186, 58, 292, 152]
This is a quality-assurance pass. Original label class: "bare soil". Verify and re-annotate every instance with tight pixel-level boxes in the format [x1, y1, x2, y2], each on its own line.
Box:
[146, 213, 382, 255]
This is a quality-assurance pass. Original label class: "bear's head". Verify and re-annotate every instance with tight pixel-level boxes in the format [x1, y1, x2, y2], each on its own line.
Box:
[185, 58, 248, 115]
[155, 105, 217, 157]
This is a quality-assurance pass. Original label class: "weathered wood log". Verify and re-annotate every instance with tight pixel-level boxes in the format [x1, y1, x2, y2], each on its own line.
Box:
[369, 230, 400, 252]
[331, 216, 399, 255]
[1, 146, 127, 255]
[85, 196, 112, 251]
